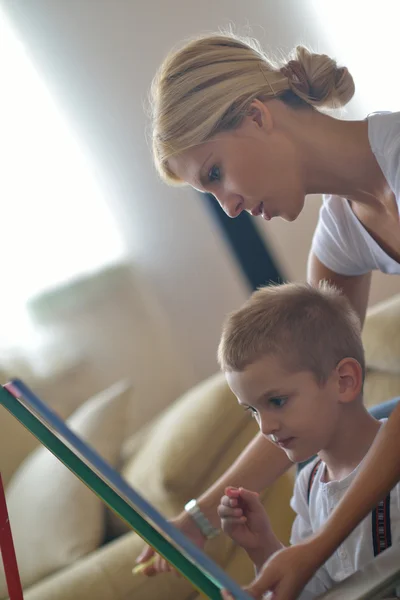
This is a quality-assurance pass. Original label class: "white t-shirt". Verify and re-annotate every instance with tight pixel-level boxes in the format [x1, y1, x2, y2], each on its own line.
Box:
[311, 111, 400, 276]
[290, 423, 400, 599]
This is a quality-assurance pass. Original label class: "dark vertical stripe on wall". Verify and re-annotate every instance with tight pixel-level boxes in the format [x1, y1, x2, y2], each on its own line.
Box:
[203, 193, 285, 291]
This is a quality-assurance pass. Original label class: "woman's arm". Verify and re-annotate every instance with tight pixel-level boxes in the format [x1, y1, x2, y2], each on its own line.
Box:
[307, 251, 372, 325]
[310, 398, 400, 556]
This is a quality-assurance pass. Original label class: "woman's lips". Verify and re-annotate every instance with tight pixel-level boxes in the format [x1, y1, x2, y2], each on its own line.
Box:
[251, 202, 263, 217]
[250, 201, 272, 220]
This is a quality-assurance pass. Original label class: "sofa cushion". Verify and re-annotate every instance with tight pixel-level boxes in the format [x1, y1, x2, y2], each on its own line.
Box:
[364, 369, 400, 409]
[363, 293, 400, 374]
[0, 380, 131, 598]
[121, 372, 252, 505]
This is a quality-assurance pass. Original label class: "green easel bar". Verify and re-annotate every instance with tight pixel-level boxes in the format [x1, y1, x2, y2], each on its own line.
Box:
[0, 386, 224, 599]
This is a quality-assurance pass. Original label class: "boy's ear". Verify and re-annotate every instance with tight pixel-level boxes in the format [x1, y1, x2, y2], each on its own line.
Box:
[335, 358, 363, 403]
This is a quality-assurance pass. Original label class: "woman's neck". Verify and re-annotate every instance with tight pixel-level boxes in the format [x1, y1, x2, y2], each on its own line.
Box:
[280, 105, 390, 207]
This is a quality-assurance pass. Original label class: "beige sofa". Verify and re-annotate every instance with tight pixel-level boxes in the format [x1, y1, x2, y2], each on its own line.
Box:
[0, 294, 399, 600]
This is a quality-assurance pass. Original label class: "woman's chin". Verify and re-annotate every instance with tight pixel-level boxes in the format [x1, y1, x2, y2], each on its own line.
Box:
[280, 210, 300, 222]
[282, 198, 306, 222]
[281, 212, 298, 222]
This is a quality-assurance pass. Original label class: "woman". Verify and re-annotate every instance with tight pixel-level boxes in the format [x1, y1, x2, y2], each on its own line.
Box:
[137, 32, 400, 599]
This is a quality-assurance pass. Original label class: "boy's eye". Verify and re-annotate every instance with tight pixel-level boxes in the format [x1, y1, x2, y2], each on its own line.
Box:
[269, 397, 288, 408]
[244, 406, 258, 419]
[208, 165, 221, 183]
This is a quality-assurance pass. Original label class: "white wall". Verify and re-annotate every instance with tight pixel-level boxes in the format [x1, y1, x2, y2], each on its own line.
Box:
[3, 0, 400, 421]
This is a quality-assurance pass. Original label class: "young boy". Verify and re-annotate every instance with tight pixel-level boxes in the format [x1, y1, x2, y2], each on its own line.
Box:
[217, 282, 400, 600]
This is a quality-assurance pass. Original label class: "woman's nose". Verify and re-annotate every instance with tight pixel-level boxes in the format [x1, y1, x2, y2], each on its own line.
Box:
[216, 192, 244, 218]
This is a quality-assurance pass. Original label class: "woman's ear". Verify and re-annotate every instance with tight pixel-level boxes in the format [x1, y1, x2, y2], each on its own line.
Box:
[335, 358, 363, 403]
[247, 99, 274, 133]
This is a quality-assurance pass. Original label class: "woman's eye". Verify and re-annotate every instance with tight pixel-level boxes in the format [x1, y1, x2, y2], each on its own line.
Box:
[269, 397, 288, 408]
[208, 165, 221, 183]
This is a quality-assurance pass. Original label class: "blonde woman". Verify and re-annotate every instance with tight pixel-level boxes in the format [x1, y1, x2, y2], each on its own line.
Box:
[137, 32, 400, 599]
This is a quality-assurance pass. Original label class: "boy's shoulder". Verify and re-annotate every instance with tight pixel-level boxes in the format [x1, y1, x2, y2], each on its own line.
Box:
[292, 458, 323, 507]
[296, 458, 322, 486]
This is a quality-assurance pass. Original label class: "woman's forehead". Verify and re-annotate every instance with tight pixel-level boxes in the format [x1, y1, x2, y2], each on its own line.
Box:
[168, 134, 238, 187]
[168, 142, 216, 189]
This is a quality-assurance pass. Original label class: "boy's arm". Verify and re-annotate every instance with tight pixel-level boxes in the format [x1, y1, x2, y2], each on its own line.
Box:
[219, 486, 284, 572]
[136, 433, 292, 574]
[222, 469, 332, 600]
[248, 533, 283, 573]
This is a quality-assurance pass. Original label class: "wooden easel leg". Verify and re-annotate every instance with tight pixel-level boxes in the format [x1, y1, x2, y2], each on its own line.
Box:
[0, 473, 23, 599]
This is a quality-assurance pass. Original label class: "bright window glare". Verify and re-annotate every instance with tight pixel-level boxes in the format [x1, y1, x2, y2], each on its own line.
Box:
[0, 7, 127, 352]
[308, 0, 400, 115]
[0, 7, 125, 308]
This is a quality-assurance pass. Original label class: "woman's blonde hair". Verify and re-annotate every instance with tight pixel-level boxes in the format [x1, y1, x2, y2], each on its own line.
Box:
[217, 281, 365, 385]
[150, 32, 355, 185]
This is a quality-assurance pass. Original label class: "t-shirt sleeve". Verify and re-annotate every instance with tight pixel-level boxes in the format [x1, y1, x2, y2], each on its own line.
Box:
[370, 111, 400, 198]
[311, 195, 372, 276]
[289, 462, 333, 600]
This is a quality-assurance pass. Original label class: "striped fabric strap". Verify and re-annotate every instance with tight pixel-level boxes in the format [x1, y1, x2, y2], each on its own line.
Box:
[307, 459, 322, 504]
[372, 493, 392, 556]
[307, 460, 392, 556]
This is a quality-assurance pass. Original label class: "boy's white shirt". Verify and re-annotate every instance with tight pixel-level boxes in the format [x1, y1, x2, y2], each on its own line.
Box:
[289, 419, 400, 599]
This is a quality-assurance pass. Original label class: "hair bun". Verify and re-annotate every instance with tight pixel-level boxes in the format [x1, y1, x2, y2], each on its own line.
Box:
[283, 46, 355, 109]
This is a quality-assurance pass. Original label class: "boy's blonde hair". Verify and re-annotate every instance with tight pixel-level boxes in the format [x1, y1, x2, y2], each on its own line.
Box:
[218, 282, 365, 384]
[150, 31, 355, 184]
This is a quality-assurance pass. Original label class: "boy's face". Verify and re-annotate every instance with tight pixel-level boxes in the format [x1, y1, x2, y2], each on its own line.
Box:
[225, 354, 342, 463]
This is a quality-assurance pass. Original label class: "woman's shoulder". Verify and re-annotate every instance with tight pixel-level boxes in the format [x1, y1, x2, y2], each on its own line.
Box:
[368, 111, 400, 196]
[368, 110, 400, 156]
[311, 195, 372, 275]
[318, 194, 354, 232]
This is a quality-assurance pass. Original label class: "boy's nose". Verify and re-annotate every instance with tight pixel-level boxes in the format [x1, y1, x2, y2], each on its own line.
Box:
[259, 416, 280, 438]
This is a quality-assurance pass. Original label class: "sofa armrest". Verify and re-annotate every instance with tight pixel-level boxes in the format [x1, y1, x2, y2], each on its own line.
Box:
[21, 468, 296, 600]
[22, 529, 197, 600]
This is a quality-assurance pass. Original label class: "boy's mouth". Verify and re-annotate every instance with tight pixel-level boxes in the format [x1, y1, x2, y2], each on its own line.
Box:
[274, 436, 295, 448]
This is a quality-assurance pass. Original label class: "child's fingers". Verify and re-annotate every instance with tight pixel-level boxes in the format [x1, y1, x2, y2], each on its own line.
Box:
[221, 517, 247, 529]
[132, 558, 155, 576]
[237, 488, 262, 511]
[218, 503, 244, 519]
[225, 487, 240, 507]
[160, 558, 171, 573]
[136, 545, 155, 564]
[141, 564, 157, 576]
[221, 589, 235, 599]
[220, 494, 240, 509]
[133, 555, 158, 577]
[154, 554, 169, 573]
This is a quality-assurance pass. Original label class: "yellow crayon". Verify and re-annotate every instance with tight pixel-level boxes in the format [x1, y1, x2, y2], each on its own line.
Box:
[132, 555, 157, 575]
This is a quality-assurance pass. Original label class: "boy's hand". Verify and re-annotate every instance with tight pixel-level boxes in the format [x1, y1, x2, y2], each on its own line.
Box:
[218, 486, 275, 560]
